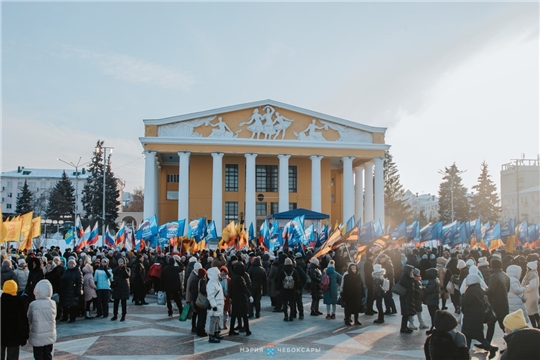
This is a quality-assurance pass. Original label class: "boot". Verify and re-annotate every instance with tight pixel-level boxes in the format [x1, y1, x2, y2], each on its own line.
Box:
[214, 331, 224, 340]
[85, 311, 93, 320]
[120, 314, 126, 322]
[209, 335, 220, 343]
[488, 346, 498, 359]
[111, 315, 118, 321]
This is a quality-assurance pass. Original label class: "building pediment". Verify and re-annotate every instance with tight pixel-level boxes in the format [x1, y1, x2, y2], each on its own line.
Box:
[146, 100, 385, 145]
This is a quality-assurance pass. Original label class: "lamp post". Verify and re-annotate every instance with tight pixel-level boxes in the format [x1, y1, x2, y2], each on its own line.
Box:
[58, 157, 90, 247]
[99, 146, 113, 247]
[438, 168, 467, 222]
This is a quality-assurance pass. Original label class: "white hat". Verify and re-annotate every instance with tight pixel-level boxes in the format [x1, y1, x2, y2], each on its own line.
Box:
[478, 257, 489, 267]
[465, 259, 475, 267]
[18, 259, 26, 265]
[189, 257, 197, 263]
[457, 260, 466, 270]
[194, 262, 202, 271]
[527, 261, 538, 270]
[310, 257, 319, 265]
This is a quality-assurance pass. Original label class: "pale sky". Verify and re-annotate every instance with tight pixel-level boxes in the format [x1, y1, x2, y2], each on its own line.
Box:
[2, 1, 539, 197]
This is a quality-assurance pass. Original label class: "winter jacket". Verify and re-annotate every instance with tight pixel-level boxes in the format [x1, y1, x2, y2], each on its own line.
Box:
[230, 262, 251, 316]
[25, 258, 45, 302]
[185, 270, 199, 303]
[507, 265, 528, 317]
[111, 265, 131, 300]
[206, 267, 225, 317]
[399, 265, 416, 316]
[1, 292, 29, 346]
[380, 256, 395, 287]
[322, 266, 342, 305]
[308, 262, 323, 300]
[500, 328, 540, 360]
[461, 283, 487, 341]
[247, 257, 267, 295]
[1, 264, 17, 287]
[372, 268, 386, 299]
[277, 264, 300, 301]
[28, 280, 56, 347]
[14, 267, 29, 293]
[45, 263, 64, 295]
[487, 268, 510, 319]
[161, 260, 183, 293]
[521, 269, 539, 316]
[94, 266, 113, 290]
[424, 268, 441, 306]
[268, 263, 279, 298]
[342, 265, 363, 314]
[83, 265, 97, 301]
[59, 265, 83, 307]
[412, 277, 424, 312]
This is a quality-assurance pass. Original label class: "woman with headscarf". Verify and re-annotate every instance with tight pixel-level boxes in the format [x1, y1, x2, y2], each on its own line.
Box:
[342, 262, 363, 326]
[228, 262, 253, 336]
[372, 263, 387, 324]
[521, 260, 539, 328]
[461, 272, 498, 359]
[398, 265, 416, 333]
[322, 260, 342, 319]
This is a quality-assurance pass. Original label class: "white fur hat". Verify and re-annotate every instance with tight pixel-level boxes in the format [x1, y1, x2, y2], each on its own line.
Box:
[527, 260, 538, 270]
[478, 257, 489, 267]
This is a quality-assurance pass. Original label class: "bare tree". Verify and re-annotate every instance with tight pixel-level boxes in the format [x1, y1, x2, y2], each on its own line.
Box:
[124, 187, 144, 212]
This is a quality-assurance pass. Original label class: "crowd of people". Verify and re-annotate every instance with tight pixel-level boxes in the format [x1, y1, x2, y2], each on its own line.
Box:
[1, 244, 540, 359]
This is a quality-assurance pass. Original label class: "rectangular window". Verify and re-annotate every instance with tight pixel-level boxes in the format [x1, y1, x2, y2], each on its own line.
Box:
[40, 182, 46, 188]
[166, 191, 179, 200]
[225, 164, 238, 192]
[225, 202, 238, 223]
[289, 203, 297, 210]
[256, 165, 278, 192]
[256, 202, 267, 216]
[167, 174, 179, 183]
[28, 182, 36, 188]
[271, 202, 279, 215]
[7, 193, 12, 198]
[288, 166, 297, 193]
[331, 194, 335, 203]
[7, 181, 12, 187]
[17, 182, 23, 187]
[6, 204, 11, 209]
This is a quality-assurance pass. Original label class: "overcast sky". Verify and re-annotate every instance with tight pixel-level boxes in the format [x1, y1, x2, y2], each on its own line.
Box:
[2, 1, 538, 197]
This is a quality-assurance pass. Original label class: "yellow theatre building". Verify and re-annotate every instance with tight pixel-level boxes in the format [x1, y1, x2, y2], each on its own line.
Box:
[139, 100, 390, 233]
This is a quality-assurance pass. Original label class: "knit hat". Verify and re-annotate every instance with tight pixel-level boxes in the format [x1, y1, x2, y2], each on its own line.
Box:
[173, 255, 181, 263]
[295, 252, 303, 258]
[284, 258, 293, 266]
[189, 257, 197, 263]
[328, 260, 335, 268]
[465, 259, 475, 267]
[478, 257, 489, 267]
[373, 264, 386, 274]
[310, 257, 319, 265]
[198, 268, 207, 277]
[457, 260, 466, 270]
[18, 259, 26, 266]
[491, 253, 502, 260]
[503, 309, 528, 331]
[491, 258, 502, 269]
[2, 280, 18, 296]
[68, 258, 77, 266]
[193, 262, 202, 271]
[466, 273, 482, 286]
[422, 254, 428, 260]
[434, 310, 458, 332]
[219, 266, 228, 274]
[527, 260, 538, 270]
[436, 257, 447, 266]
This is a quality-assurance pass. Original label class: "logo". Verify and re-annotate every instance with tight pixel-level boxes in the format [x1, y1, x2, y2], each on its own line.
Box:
[265, 344, 275, 356]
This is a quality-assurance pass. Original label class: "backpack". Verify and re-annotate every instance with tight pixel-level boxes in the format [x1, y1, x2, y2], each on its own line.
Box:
[320, 273, 330, 292]
[426, 330, 464, 360]
[283, 269, 296, 290]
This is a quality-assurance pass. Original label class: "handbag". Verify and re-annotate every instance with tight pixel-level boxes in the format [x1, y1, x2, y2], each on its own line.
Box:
[446, 280, 455, 295]
[483, 297, 496, 323]
[157, 291, 166, 305]
[179, 303, 191, 322]
[391, 283, 407, 297]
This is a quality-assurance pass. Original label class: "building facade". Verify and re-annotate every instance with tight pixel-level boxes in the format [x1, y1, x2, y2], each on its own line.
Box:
[403, 190, 440, 221]
[501, 157, 540, 223]
[139, 100, 390, 231]
[0, 167, 90, 217]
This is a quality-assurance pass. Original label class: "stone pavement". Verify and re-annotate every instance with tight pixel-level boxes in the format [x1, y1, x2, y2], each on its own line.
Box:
[19, 293, 505, 360]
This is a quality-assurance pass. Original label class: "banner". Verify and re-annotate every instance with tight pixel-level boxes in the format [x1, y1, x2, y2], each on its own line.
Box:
[188, 217, 207, 243]
[158, 220, 186, 240]
[137, 215, 159, 240]
[65, 227, 74, 244]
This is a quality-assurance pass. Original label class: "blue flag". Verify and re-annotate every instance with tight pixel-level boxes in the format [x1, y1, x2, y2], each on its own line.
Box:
[205, 221, 218, 241]
[484, 222, 501, 248]
[261, 220, 270, 250]
[248, 223, 255, 241]
[64, 227, 74, 244]
[359, 221, 374, 245]
[316, 225, 328, 248]
[518, 221, 528, 243]
[344, 216, 355, 233]
[406, 221, 420, 242]
[451, 224, 468, 248]
[288, 215, 305, 246]
[501, 219, 516, 238]
[373, 219, 383, 238]
[303, 224, 315, 246]
[137, 215, 158, 240]
[527, 225, 537, 243]
[442, 222, 458, 246]
[391, 221, 406, 239]
[188, 217, 207, 243]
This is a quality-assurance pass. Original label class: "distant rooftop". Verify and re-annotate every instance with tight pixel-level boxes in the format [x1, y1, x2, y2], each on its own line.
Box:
[1, 167, 90, 180]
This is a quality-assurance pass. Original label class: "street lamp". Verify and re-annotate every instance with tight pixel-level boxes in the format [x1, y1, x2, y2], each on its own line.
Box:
[98, 146, 114, 247]
[438, 168, 467, 222]
[58, 157, 90, 247]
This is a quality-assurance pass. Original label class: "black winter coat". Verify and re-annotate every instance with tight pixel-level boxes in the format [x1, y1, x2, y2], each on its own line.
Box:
[161, 264, 183, 293]
[1, 265, 17, 287]
[500, 328, 540, 360]
[342, 270, 363, 314]
[487, 268, 510, 320]
[247, 258, 267, 295]
[1, 293, 29, 346]
[424, 268, 440, 306]
[230, 263, 251, 316]
[308, 263, 323, 300]
[132, 261, 146, 291]
[399, 265, 416, 316]
[381, 260, 395, 287]
[25, 258, 44, 302]
[112, 265, 131, 300]
[277, 264, 299, 301]
[60, 266, 83, 307]
[412, 279, 424, 312]
[45, 265, 64, 294]
[461, 283, 486, 340]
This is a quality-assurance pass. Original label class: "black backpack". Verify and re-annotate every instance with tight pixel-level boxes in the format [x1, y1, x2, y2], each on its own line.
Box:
[426, 330, 465, 360]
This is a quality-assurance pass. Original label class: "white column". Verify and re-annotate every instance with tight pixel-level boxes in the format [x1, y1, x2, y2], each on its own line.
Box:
[143, 151, 157, 219]
[278, 154, 291, 213]
[211, 152, 224, 232]
[245, 153, 258, 230]
[310, 155, 323, 212]
[354, 166, 364, 225]
[178, 152, 191, 222]
[342, 156, 355, 223]
[155, 162, 160, 220]
[364, 161, 374, 223]
[374, 157, 385, 227]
